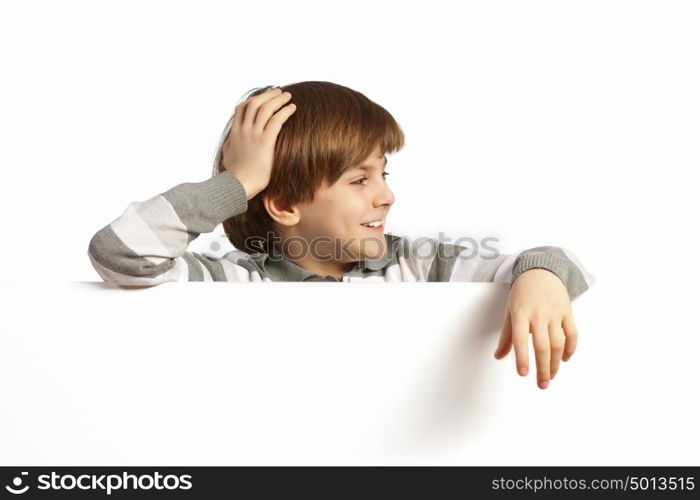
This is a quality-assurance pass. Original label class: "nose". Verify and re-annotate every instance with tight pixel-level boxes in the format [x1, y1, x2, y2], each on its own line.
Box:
[373, 179, 395, 208]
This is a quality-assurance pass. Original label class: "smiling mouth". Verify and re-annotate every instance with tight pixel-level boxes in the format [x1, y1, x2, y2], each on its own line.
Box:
[360, 221, 384, 231]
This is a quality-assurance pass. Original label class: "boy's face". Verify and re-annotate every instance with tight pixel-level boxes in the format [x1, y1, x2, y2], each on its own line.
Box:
[280, 145, 395, 270]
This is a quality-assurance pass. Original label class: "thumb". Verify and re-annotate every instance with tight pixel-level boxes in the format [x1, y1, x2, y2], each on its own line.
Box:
[494, 309, 513, 359]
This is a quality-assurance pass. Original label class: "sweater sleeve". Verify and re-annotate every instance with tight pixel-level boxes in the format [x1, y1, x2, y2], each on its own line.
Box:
[508, 246, 596, 301]
[87, 171, 264, 286]
[428, 242, 595, 301]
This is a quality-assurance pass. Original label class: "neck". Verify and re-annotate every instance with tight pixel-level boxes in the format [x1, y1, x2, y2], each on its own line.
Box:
[268, 232, 358, 280]
[287, 254, 356, 280]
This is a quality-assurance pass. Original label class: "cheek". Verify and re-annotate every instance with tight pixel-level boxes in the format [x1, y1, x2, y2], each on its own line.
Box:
[328, 201, 364, 230]
[307, 208, 355, 238]
[305, 191, 367, 236]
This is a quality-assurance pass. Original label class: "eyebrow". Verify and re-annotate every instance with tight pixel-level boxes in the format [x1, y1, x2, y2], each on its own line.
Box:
[350, 156, 388, 172]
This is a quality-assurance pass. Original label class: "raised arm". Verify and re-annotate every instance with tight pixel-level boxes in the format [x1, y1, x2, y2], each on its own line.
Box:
[88, 86, 297, 286]
[87, 172, 252, 286]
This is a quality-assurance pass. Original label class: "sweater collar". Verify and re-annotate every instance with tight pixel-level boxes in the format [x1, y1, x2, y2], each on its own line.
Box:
[251, 233, 402, 280]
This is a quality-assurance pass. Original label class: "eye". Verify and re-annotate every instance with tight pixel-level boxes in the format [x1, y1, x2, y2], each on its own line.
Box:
[351, 172, 390, 185]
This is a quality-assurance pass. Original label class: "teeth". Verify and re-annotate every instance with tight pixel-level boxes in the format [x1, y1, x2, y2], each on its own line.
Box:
[362, 221, 382, 228]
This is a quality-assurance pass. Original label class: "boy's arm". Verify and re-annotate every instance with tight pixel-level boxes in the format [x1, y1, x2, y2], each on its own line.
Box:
[428, 242, 595, 301]
[508, 246, 595, 301]
[87, 171, 260, 286]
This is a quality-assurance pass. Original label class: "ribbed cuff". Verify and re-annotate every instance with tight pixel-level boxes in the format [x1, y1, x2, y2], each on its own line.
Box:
[199, 171, 248, 221]
[510, 253, 579, 300]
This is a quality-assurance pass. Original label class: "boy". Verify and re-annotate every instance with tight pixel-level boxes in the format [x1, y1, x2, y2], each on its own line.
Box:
[88, 81, 595, 390]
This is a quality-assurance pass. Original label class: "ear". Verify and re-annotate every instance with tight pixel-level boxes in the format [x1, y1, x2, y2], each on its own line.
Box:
[262, 193, 301, 228]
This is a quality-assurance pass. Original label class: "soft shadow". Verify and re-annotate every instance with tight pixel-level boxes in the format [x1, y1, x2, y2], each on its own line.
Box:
[69, 281, 157, 291]
[385, 285, 509, 460]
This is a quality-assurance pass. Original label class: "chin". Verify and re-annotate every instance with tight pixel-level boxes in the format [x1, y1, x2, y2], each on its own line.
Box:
[359, 238, 386, 260]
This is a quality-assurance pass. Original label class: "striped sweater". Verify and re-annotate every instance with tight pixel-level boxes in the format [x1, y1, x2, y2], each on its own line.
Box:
[87, 171, 596, 299]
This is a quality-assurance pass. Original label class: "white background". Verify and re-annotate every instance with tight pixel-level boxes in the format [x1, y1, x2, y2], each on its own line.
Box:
[0, 0, 698, 465]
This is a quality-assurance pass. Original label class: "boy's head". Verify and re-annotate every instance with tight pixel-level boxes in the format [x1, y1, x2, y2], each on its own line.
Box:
[212, 81, 405, 272]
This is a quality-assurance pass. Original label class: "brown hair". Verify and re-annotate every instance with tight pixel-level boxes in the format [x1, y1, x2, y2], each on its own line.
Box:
[211, 80, 405, 253]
